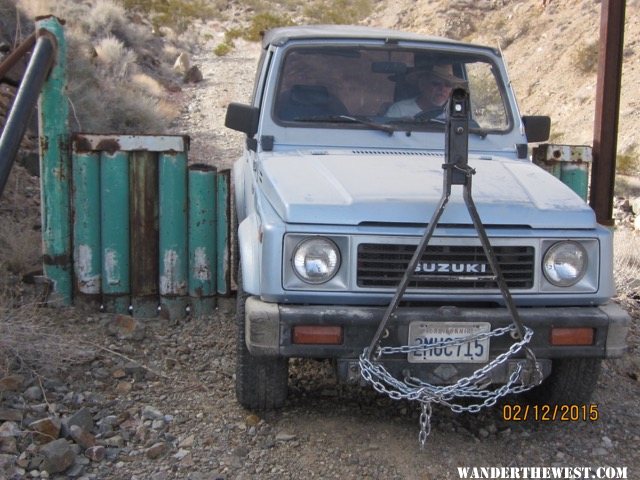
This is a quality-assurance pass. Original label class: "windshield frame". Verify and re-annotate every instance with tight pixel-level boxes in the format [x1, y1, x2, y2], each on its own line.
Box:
[269, 42, 515, 135]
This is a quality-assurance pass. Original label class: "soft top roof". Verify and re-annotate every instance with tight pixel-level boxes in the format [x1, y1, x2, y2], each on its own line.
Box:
[262, 25, 494, 52]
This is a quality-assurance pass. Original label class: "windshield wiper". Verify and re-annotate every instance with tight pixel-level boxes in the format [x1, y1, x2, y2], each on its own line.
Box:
[293, 114, 396, 135]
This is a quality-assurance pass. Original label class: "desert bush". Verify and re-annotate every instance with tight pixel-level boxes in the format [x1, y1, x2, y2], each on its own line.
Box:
[303, 0, 372, 24]
[122, 0, 219, 32]
[242, 12, 295, 41]
[573, 41, 599, 74]
[214, 42, 233, 57]
[0, 291, 95, 375]
[94, 36, 137, 79]
[617, 147, 639, 176]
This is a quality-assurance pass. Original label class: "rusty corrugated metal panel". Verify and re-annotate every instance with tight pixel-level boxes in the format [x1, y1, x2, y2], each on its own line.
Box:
[129, 150, 159, 317]
[72, 133, 188, 153]
[590, 0, 626, 226]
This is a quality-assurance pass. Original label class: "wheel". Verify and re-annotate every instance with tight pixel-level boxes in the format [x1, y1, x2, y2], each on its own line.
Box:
[235, 267, 288, 410]
[413, 108, 444, 122]
[524, 357, 602, 405]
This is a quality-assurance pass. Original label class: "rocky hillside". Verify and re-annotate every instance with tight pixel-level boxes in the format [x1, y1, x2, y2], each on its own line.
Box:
[367, 0, 639, 161]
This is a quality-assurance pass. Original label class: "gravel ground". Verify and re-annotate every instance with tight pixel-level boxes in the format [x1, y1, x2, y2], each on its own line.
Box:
[1, 24, 640, 480]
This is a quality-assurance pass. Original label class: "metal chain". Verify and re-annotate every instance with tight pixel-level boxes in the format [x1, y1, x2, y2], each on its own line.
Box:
[359, 325, 542, 445]
[419, 402, 432, 450]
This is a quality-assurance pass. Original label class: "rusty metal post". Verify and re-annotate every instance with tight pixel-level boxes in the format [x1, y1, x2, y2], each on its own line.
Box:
[130, 151, 159, 317]
[0, 33, 36, 81]
[590, 0, 626, 226]
[216, 170, 231, 296]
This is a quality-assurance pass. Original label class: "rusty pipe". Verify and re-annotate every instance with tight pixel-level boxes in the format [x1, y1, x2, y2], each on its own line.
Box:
[0, 33, 56, 197]
[0, 32, 36, 82]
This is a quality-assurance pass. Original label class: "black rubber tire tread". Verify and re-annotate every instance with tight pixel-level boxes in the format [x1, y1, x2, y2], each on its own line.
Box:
[235, 268, 288, 411]
[525, 357, 602, 405]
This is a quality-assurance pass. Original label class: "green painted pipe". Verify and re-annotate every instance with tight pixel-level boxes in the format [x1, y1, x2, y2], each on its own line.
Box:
[560, 163, 590, 201]
[188, 165, 217, 316]
[37, 16, 72, 305]
[72, 152, 101, 296]
[217, 170, 231, 296]
[159, 152, 188, 320]
[100, 151, 130, 314]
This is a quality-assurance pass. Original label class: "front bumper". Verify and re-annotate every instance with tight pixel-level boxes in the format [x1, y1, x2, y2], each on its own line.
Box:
[245, 297, 629, 385]
[245, 296, 629, 359]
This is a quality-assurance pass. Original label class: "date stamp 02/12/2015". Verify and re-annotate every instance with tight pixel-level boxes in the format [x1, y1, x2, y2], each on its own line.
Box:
[502, 404, 600, 422]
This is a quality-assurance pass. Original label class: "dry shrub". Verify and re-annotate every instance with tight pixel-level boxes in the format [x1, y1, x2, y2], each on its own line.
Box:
[94, 36, 137, 79]
[613, 229, 640, 312]
[0, 292, 95, 376]
[0, 216, 41, 276]
[131, 72, 164, 97]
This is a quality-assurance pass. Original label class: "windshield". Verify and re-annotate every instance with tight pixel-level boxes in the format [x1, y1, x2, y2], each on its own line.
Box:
[273, 46, 511, 133]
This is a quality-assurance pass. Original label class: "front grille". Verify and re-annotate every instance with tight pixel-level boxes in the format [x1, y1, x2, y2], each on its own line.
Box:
[357, 244, 535, 290]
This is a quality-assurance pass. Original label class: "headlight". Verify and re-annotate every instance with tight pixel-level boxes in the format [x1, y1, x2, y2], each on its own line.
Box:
[543, 241, 588, 287]
[292, 237, 340, 284]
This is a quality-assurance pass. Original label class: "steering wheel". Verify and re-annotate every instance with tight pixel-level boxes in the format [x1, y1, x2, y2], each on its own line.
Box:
[413, 108, 444, 122]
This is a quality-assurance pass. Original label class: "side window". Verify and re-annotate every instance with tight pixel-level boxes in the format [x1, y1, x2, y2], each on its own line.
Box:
[466, 62, 509, 130]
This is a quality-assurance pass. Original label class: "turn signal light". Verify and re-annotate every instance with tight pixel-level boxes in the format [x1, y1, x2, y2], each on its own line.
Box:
[550, 327, 595, 346]
[292, 325, 343, 345]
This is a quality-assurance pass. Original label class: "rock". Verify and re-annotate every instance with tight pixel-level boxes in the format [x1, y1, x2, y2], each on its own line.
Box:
[39, 439, 75, 474]
[107, 315, 146, 340]
[0, 374, 25, 392]
[179, 434, 195, 448]
[24, 385, 44, 401]
[0, 408, 23, 422]
[602, 436, 614, 449]
[0, 454, 17, 475]
[631, 197, 640, 215]
[634, 215, 640, 231]
[275, 432, 296, 442]
[183, 66, 203, 84]
[142, 406, 163, 421]
[124, 362, 146, 380]
[69, 425, 96, 449]
[115, 381, 133, 394]
[112, 368, 127, 379]
[173, 449, 189, 460]
[85, 445, 106, 462]
[592, 447, 608, 456]
[173, 52, 191, 75]
[103, 435, 124, 448]
[29, 417, 62, 444]
[0, 436, 17, 454]
[0, 421, 21, 438]
[67, 408, 94, 434]
[145, 442, 168, 459]
[245, 414, 260, 427]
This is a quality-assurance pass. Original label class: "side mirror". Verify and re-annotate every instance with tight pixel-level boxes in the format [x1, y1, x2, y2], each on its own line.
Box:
[225, 103, 259, 136]
[522, 115, 551, 143]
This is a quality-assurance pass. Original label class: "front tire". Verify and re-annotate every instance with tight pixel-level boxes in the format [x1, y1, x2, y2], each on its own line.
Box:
[525, 357, 602, 405]
[235, 268, 288, 410]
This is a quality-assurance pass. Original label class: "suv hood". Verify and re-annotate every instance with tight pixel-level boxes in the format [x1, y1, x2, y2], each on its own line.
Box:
[258, 152, 596, 229]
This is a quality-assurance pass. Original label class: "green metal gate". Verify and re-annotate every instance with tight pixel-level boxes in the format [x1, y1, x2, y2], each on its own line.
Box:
[32, 17, 230, 319]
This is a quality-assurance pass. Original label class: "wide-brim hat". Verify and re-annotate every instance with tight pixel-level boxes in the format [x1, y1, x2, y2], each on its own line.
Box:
[406, 64, 464, 86]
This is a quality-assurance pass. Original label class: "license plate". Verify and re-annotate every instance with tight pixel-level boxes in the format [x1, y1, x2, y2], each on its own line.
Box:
[407, 322, 491, 364]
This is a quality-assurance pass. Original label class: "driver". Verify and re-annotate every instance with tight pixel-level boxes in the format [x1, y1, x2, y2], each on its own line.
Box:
[385, 64, 462, 119]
